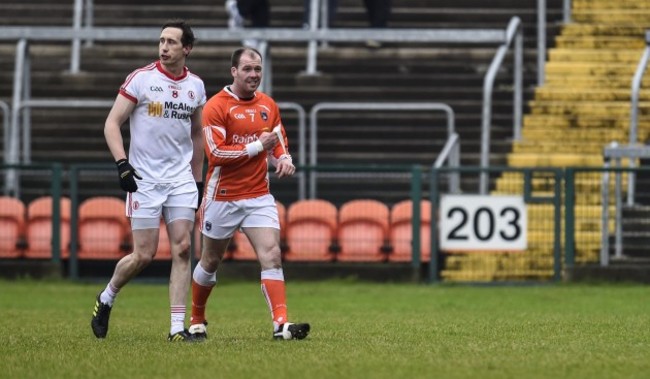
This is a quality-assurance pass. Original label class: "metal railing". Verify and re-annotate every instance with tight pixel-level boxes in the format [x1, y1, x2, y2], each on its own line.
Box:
[3, 96, 306, 198]
[308, 102, 456, 199]
[480, 16, 523, 194]
[68, 0, 562, 81]
[433, 132, 461, 194]
[601, 144, 650, 266]
[625, 30, 650, 206]
[0, 101, 10, 166]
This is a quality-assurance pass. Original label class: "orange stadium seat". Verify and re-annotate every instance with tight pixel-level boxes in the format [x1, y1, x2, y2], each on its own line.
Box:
[284, 199, 338, 262]
[230, 201, 286, 261]
[77, 197, 130, 260]
[0, 196, 26, 258]
[388, 199, 431, 263]
[24, 196, 71, 259]
[337, 199, 390, 262]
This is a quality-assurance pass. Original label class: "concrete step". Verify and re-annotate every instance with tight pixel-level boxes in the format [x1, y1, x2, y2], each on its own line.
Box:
[523, 114, 644, 129]
[512, 141, 606, 154]
[548, 48, 643, 63]
[560, 24, 648, 37]
[544, 61, 637, 76]
[533, 88, 650, 102]
[521, 127, 627, 141]
[555, 36, 646, 49]
[543, 76, 649, 88]
[572, 10, 650, 24]
[528, 100, 649, 117]
[507, 153, 603, 167]
[573, 0, 650, 9]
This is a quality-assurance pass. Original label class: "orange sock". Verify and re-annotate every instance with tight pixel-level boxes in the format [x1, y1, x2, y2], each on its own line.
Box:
[191, 279, 213, 325]
[261, 279, 288, 328]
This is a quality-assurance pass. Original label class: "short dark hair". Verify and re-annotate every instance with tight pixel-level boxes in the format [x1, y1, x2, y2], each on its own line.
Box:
[231, 47, 263, 68]
[161, 19, 195, 48]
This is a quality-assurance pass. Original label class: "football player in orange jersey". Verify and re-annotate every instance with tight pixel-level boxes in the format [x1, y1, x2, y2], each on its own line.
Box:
[189, 47, 310, 341]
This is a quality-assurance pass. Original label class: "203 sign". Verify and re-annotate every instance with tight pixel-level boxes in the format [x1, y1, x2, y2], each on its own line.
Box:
[439, 195, 527, 251]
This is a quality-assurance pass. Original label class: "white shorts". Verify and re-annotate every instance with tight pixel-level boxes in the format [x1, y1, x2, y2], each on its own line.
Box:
[200, 194, 279, 239]
[126, 180, 198, 228]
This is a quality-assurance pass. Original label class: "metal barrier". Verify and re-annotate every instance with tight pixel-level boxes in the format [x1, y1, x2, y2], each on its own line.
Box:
[480, 17, 523, 195]
[433, 132, 461, 194]
[0, 101, 10, 167]
[308, 102, 456, 199]
[69, 0, 559, 83]
[599, 146, 650, 266]
[277, 102, 307, 199]
[4, 96, 113, 196]
[626, 30, 650, 205]
[3, 95, 306, 199]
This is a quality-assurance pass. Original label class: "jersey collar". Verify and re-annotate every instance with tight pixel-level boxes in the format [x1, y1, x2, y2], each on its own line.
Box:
[224, 85, 257, 101]
[156, 60, 188, 81]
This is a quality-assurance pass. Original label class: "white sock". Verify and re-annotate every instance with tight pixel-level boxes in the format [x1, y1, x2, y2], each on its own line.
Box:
[193, 263, 217, 287]
[170, 305, 186, 335]
[100, 282, 120, 306]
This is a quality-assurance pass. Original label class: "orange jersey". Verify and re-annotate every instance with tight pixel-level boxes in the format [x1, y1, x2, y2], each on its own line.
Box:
[202, 86, 290, 201]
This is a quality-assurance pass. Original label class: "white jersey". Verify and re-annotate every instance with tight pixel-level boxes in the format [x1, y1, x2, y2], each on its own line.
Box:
[119, 61, 207, 183]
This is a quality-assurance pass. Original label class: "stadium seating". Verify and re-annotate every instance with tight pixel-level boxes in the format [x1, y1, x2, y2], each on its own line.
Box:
[284, 199, 338, 262]
[24, 196, 71, 259]
[0, 196, 26, 258]
[337, 199, 390, 262]
[388, 199, 431, 263]
[77, 197, 130, 260]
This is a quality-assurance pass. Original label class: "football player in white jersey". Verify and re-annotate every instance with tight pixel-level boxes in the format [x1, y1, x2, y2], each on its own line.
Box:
[91, 20, 207, 342]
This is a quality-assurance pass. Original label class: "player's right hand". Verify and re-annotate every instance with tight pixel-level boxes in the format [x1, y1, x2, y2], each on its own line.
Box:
[258, 131, 279, 151]
[115, 158, 142, 192]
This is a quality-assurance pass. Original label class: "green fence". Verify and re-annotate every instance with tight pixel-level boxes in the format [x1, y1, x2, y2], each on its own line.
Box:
[4, 163, 648, 283]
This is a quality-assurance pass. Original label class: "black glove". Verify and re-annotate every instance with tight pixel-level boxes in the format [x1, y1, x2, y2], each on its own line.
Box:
[115, 159, 142, 193]
[196, 181, 204, 210]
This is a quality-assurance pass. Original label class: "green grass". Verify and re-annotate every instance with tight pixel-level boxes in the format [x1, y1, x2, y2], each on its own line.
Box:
[1, 279, 649, 379]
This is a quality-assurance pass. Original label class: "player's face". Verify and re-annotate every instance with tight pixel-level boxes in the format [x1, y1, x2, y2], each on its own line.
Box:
[231, 52, 263, 97]
[159, 27, 189, 69]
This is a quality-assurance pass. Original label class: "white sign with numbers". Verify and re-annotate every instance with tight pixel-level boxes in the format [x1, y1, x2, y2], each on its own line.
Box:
[439, 194, 527, 251]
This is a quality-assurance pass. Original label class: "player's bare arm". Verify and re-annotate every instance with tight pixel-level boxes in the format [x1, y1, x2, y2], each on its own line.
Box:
[190, 105, 205, 182]
[104, 94, 136, 162]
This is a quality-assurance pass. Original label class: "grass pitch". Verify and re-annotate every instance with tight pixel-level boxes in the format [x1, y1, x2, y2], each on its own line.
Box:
[1, 279, 649, 379]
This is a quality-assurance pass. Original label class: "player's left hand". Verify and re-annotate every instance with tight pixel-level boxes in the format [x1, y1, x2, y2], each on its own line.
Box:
[275, 158, 295, 178]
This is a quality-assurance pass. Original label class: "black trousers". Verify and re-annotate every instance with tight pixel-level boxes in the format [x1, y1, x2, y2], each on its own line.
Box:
[363, 0, 391, 28]
[237, 0, 270, 27]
